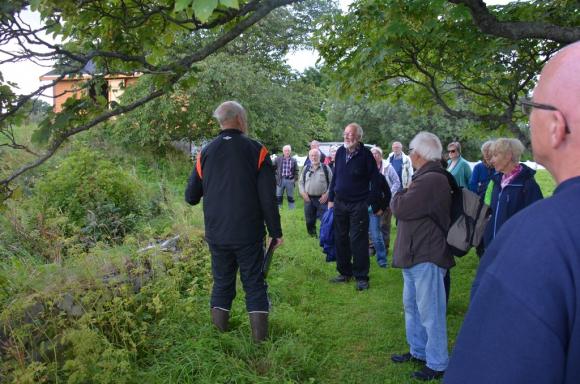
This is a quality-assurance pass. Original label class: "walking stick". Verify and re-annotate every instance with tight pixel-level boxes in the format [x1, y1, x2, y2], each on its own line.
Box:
[261, 238, 277, 279]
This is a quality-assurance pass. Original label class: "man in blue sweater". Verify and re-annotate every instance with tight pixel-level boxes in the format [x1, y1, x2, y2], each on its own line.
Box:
[327, 123, 383, 291]
[445, 42, 580, 383]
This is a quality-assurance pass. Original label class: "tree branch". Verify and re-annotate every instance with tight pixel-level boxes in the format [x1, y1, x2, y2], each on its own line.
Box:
[449, 0, 580, 44]
[1, 0, 302, 193]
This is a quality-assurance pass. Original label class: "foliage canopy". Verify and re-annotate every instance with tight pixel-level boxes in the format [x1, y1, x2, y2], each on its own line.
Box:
[316, 0, 577, 142]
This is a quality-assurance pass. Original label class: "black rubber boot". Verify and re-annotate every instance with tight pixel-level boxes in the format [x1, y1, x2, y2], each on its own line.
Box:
[211, 307, 229, 332]
[249, 312, 268, 342]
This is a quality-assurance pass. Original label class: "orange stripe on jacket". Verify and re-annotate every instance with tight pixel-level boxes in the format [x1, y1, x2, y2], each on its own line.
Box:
[196, 152, 203, 179]
[258, 146, 269, 169]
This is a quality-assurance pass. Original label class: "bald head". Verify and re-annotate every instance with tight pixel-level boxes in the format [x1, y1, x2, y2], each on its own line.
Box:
[213, 101, 248, 133]
[534, 42, 580, 130]
[530, 42, 580, 184]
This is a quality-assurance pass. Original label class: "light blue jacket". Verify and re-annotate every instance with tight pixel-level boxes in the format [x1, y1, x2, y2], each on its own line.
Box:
[448, 156, 472, 188]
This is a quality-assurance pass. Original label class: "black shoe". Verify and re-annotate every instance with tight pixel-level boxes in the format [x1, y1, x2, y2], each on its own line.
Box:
[330, 275, 353, 283]
[355, 280, 369, 291]
[391, 352, 426, 364]
[411, 366, 444, 381]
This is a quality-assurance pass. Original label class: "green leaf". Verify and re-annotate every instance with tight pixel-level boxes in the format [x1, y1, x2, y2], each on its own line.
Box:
[174, 0, 193, 13]
[219, 0, 239, 9]
[29, 0, 41, 11]
[193, 0, 219, 22]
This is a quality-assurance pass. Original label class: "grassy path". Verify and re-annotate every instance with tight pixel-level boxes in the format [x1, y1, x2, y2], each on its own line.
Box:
[138, 170, 554, 383]
[262, 203, 479, 383]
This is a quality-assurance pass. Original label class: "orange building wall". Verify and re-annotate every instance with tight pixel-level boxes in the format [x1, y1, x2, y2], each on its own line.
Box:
[43, 74, 141, 113]
[52, 79, 87, 113]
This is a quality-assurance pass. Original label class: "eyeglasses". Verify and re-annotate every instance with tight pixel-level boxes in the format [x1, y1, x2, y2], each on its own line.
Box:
[448, 149, 457, 153]
[519, 98, 570, 134]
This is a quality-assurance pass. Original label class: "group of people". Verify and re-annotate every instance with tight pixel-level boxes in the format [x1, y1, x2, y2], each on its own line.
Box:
[185, 41, 580, 382]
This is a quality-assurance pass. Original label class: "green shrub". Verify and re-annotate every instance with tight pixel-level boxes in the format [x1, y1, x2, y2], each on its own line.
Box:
[33, 148, 146, 245]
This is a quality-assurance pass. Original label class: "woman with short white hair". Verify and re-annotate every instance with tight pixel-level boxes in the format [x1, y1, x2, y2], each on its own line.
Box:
[482, 138, 543, 249]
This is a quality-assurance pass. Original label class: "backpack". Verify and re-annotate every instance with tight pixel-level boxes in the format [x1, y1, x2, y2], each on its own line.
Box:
[427, 169, 491, 257]
[302, 164, 330, 186]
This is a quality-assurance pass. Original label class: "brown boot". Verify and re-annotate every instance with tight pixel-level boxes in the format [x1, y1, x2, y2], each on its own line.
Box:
[248, 312, 268, 342]
[211, 307, 229, 332]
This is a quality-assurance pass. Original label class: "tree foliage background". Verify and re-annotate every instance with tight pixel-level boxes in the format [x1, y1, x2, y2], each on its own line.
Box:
[1, 0, 336, 198]
[316, 0, 579, 146]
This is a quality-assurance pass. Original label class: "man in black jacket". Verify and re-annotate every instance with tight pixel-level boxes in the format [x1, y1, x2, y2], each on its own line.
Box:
[185, 101, 283, 342]
[327, 123, 383, 291]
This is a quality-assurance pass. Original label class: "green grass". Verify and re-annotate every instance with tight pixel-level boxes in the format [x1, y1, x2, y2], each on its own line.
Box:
[140, 169, 555, 383]
[133, 202, 480, 383]
[0, 145, 558, 383]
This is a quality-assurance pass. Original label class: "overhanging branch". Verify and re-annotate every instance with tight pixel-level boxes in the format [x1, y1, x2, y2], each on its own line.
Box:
[1, 0, 303, 192]
[449, 0, 580, 44]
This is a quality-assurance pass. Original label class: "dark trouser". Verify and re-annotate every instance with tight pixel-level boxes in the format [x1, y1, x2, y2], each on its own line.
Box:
[304, 196, 327, 236]
[208, 241, 269, 312]
[476, 241, 485, 258]
[333, 198, 369, 281]
[380, 208, 392, 255]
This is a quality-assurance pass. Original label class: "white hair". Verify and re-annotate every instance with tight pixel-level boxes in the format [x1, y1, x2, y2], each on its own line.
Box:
[347, 123, 363, 139]
[492, 138, 525, 163]
[481, 140, 494, 154]
[283, 145, 292, 152]
[371, 146, 383, 157]
[213, 101, 246, 127]
[308, 148, 321, 157]
[409, 132, 442, 161]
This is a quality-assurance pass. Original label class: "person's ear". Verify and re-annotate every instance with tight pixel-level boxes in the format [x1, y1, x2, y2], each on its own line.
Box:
[549, 110, 568, 148]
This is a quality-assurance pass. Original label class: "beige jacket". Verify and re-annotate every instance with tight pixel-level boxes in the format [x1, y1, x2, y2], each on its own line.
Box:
[299, 164, 332, 196]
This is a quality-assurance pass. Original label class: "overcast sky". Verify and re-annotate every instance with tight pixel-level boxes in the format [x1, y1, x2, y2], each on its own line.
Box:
[3, 0, 512, 103]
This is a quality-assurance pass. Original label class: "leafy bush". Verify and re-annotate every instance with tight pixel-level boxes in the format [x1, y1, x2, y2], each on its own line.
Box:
[32, 148, 146, 245]
[0, 234, 212, 383]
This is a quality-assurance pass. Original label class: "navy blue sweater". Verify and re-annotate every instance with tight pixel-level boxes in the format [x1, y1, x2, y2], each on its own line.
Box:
[445, 176, 580, 383]
[483, 163, 543, 247]
[328, 143, 382, 213]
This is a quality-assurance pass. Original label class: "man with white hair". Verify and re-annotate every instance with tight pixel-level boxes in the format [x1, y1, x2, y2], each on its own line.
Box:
[299, 148, 332, 237]
[390, 132, 454, 381]
[386, 141, 414, 188]
[445, 42, 580, 384]
[303, 140, 326, 167]
[274, 144, 299, 209]
[327, 123, 383, 291]
[185, 101, 283, 342]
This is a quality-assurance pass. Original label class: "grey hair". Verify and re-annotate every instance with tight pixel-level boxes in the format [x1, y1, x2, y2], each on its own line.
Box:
[371, 146, 383, 157]
[213, 101, 246, 127]
[410, 132, 443, 161]
[308, 148, 321, 157]
[283, 144, 292, 152]
[347, 123, 363, 139]
[481, 140, 494, 154]
[492, 138, 525, 163]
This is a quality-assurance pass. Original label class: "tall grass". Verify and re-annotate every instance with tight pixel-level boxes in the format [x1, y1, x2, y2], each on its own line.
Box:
[0, 142, 557, 383]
